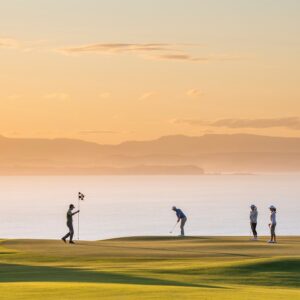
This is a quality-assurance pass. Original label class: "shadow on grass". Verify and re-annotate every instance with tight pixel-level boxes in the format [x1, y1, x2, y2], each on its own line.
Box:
[77, 242, 253, 258]
[216, 258, 300, 287]
[0, 263, 223, 289]
[154, 258, 300, 288]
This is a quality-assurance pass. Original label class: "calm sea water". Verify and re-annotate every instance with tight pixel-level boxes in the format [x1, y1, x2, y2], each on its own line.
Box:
[0, 175, 299, 240]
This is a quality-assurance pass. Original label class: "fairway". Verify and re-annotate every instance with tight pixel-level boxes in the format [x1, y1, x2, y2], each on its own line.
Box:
[0, 236, 299, 299]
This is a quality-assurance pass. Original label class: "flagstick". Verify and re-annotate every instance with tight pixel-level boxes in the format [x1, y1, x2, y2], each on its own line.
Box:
[77, 192, 85, 241]
[78, 196, 80, 241]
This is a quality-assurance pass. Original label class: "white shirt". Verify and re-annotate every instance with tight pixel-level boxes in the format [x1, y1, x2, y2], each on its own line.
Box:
[250, 209, 258, 223]
[271, 211, 277, 225]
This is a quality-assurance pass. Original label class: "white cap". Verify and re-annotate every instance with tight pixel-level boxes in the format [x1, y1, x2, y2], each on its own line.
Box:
[269, 205, 276, 209]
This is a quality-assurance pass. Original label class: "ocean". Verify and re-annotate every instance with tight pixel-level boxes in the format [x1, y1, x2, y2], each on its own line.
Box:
[0, 174, 299, 240]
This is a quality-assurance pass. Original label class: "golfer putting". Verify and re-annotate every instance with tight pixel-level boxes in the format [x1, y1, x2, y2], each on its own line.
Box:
[172, 206, 187, 236]
[61, 204, 80, 244]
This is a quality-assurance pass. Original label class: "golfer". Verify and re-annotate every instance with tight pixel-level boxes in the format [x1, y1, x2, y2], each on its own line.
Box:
[62, 204, 80, 244]
[268, 205, 277, 243]
[250, 204, 258, 240]
[172, 206, 187, 236]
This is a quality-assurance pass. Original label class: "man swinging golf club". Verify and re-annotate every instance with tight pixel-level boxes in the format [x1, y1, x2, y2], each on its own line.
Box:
[61, 204, 80, 244]
[172, 206, 187, 236]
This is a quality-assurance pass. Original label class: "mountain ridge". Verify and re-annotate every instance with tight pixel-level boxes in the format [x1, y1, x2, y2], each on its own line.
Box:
[0, 133, 300, 174]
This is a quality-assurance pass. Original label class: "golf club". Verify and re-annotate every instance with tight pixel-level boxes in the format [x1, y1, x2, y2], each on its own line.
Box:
[169, 222, 178, 234]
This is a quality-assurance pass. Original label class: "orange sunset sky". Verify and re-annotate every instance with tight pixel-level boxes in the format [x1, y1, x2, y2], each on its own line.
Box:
[1, 0, 300, 144]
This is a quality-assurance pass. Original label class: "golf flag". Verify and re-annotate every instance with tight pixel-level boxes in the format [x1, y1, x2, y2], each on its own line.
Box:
[78, 192, 85, 201]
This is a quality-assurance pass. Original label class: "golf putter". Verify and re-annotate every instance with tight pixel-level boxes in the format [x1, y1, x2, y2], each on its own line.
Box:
[169, 222, 178, 234]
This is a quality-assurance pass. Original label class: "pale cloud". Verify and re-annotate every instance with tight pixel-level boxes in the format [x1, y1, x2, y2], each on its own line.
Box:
[0, 37, 19, 48]
[58, 43, 178, 55]
[0, 37, 242, 63]
[1, 38, 242, 64]
[172, 117, 300, 130]
[152, 53, 201, 62]
[57, 42, 241, 64]
[139, 92, 156, 101]
[151, 53, 242, 63]
[211, 117, 300, 130]
[44, 93, 70, 101]
[186, 89, 203, 97]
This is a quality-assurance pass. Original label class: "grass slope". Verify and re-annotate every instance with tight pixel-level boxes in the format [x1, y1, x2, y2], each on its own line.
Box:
[0, 236, 299, 299]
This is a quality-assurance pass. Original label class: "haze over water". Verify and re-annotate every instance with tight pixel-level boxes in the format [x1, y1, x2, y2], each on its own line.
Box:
[0, 174, 299, 240]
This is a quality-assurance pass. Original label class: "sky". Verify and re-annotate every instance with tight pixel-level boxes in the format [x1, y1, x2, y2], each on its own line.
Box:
[1, 0, 300, 144]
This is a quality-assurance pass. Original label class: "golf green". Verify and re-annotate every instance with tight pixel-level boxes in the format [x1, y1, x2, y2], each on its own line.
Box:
[0, 236, 299, 299]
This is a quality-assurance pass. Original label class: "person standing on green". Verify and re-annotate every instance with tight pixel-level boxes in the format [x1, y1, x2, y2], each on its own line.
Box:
[268, 205, 277, 244]
[61, 204, 80, 244]
[250, 204, 258, 240]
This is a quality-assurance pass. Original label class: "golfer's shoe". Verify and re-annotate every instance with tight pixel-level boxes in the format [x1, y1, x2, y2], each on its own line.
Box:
[61, 238, 66, 243]
[69, 241, 75, 244]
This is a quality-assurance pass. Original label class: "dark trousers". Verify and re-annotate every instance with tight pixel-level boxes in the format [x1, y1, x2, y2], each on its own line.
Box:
[180, 217, 187, 236]
[251, 222, 257, 237]
[63, 222, 74, 241]
[270, 224, 276, 236]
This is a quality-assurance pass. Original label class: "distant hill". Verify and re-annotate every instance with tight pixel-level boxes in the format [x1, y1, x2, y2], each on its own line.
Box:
[0, 134, 300, 174]
[113, 134, 300, 155]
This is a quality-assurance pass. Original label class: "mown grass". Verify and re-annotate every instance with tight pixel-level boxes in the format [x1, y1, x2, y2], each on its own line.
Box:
[0, 236, 299, 299]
